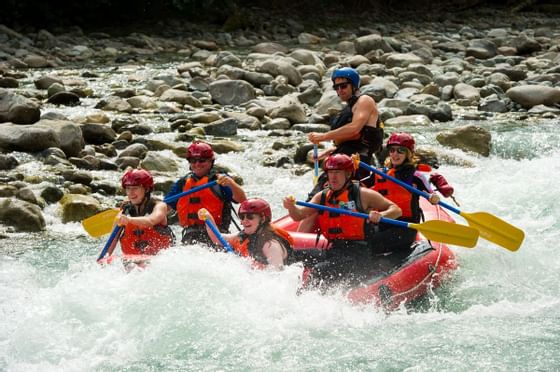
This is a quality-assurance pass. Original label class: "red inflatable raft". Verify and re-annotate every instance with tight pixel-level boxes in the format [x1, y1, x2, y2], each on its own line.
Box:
[276, 198, 458, 310]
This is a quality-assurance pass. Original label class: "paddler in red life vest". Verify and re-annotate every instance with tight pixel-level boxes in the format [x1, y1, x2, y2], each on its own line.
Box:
[198, 198, 293, 270]
[282, 154, 401, 288]
[369, 132, 453, 259]
[307, 67, 384, 195]
[106, 168, 175, 257]
[165, 141, 247, 245]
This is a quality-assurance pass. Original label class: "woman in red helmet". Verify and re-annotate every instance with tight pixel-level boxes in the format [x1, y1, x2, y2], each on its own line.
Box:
[106, 168, 174, 257]
[307, 67, 384, 193]
[283, 154, 401, 287]
[369, 132, 451, 257]
[198, 198, 292, 269]
[165, 141, 246, 245]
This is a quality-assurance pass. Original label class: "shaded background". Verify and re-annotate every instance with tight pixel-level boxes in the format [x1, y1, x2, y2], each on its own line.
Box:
[2, 0, 559, 31]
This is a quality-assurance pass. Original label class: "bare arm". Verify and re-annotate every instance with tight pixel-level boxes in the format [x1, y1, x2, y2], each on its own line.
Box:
[218, 174, 247, 203]
[198, 208, 235, 246]
[117, 201, 168, 228]
[262, 240, 287, 269]
[361, 188, 402, 223]
[282, 194, 319, 221]
[308, 96, 378, 143]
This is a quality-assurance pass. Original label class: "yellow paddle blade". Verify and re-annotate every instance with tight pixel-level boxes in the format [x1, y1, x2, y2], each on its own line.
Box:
[460, 211, 525, 252]
[82, 208, 119, 238]
[409, 220, 479, 248]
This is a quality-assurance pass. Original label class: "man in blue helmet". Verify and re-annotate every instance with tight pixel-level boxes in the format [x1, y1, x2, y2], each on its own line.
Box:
[308, 67, 383, 190]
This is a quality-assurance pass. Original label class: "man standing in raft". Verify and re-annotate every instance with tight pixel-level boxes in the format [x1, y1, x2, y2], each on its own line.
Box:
[105, 168, 174, 258]
[166, 141, 246, 245]
[283, 154, 401, 289]
[307, 67, 384, 191]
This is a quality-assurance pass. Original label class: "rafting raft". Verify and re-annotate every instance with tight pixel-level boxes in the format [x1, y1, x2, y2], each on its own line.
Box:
[274, 197, 458, 310]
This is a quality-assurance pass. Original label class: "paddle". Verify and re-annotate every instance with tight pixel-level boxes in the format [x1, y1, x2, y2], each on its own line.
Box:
[199, 211, 234, 253]
[97, 225, 124, 261]
[82, 208, 120, 238]
[313, 144, 319, 185]
[294, 199, 480, 248]
[82, 180, 219, 238]
[357, 160, 524, 251]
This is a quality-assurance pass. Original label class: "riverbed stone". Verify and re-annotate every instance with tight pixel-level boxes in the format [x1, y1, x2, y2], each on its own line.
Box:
[58, 193, 101, 223]
[506, 85, 560, 108]
[0, 89, 41, 124]
[436, 125, 491, 156]
[0, 197, 45, 232]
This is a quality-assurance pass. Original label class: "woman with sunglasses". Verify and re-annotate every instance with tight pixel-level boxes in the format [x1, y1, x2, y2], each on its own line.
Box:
[198, 198, 293, 269]
[165, 141, 246, 245]
[307, 67, 384, 192]
[368, 132, 443, 258]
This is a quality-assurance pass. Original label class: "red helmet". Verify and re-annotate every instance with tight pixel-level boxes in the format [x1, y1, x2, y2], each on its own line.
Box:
[186, 141, 214, 160]
[121, 168, 154, 191]
[387, 132, 415, 152]
[238, 198, 272, 222]
[323, 154, 355, 174]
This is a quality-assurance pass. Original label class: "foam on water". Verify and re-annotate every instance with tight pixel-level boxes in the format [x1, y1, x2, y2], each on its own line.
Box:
[2, 120, 559, 370]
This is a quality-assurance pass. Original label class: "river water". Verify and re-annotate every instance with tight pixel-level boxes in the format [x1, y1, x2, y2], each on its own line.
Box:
[1, 63, 559, 371]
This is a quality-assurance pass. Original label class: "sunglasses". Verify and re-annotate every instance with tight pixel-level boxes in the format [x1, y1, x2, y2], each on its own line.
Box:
[189, 158, 209, 164]
[239, 213, 258, 221]
[333, 82, 350, 91]
[389, 147, 408, 154]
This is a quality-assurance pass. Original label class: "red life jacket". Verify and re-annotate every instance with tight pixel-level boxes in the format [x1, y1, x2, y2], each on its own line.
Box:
[373, 168, 414, 218]
[119, 199, 174, 255]
[317, 182, 368, 241]
[230, 224, 293, 266]
[176, 172, 231, 231]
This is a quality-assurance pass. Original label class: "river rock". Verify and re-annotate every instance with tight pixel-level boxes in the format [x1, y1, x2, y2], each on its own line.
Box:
[58, 194, 101, 223]
[209, 80, 256, 106]
[0, 89, 41, 124]
[436, 125, 491, 156]
[384, 114, 433, 127]
[119, 143, 148, 159]
[0, 119, 84, 157]
[140, 152, 179, 173]
[256, 59, 303, 87]
[40, 184, 64, 203]
[200, 117, 239, 136]
[0, 154, 18, 170]
[0, 77, 19, 88]
[80, 123, 117, 144]
[506, 85, 560, 108]
[0, 197, 46, 232]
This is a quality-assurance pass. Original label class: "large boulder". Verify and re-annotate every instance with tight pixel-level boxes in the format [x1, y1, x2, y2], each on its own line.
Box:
[58, 194, 102, 223]
[0, 89, 41, 124]
[436, 125, 491, 156]
[0, 119, 84, 157]
[506, 85, 560, 108]
[209, 80, 256, 106]
[0, 197, 46, 232]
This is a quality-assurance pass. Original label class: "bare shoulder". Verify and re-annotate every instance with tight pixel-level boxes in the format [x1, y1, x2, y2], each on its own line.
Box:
[357, 94, 375, 105]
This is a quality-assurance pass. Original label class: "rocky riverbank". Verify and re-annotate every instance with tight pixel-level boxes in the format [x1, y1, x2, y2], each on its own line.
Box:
[0, 8, 559, 233]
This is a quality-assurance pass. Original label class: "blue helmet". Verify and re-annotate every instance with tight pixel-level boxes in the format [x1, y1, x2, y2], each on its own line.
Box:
[331, 67, 360, 88]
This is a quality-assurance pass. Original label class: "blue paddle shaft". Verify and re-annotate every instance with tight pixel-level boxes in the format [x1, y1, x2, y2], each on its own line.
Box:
[97, 225, 123, 261]
[313, 145, 319, 177]
[204, 219, 234, 253]
[358, 161, 461, 215]
[295, 200, 409, 229]
[164, 180, 218, 204]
